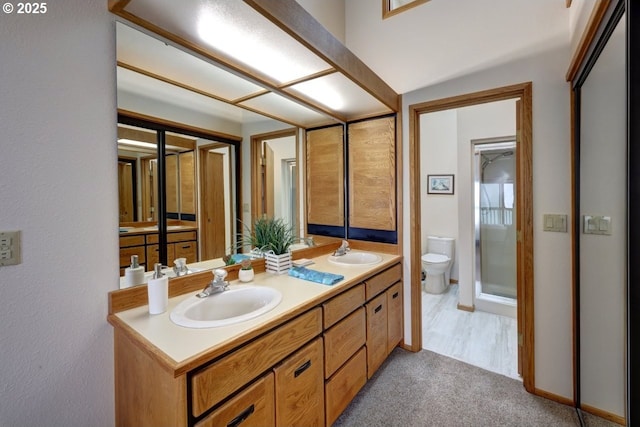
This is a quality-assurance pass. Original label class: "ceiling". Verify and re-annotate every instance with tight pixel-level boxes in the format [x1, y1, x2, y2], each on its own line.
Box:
[114, 0, 397, 129]
[343, 0, 571, 94]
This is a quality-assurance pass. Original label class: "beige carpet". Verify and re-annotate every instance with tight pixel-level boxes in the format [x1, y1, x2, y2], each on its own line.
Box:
[333, 348, 619, 427]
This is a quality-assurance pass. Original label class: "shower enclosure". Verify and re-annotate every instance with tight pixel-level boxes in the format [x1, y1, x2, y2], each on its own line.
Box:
[474, 139, 517, 312]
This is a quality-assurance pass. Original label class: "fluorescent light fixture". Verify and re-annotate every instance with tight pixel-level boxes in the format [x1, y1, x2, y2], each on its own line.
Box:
[290, 79, 345, 110]
[196, 3, 329, 84]
[117, 138, 156, 149]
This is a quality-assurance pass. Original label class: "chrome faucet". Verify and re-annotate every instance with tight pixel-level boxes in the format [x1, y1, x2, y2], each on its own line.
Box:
[196, 268, 229, 298]
[333, 240, 350, 256]
[173, 257, 191, 277]
[300, 236, 316, 247]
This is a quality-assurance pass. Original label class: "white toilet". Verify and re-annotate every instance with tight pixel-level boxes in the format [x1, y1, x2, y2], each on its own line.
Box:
[421, 236, 455, 294]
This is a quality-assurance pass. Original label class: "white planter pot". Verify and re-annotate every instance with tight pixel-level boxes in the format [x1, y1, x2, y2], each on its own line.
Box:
[265, 252, 292, 274]
[238, 269, 254, 282]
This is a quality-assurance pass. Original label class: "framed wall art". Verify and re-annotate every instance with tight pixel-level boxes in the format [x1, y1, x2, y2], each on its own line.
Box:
[427, 174, 454, 195]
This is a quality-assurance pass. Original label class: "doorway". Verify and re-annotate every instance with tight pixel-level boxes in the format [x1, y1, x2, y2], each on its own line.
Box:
[409, 82, 534, 392]
[474, 139, 517, 318]
[250, 128, 299, 232]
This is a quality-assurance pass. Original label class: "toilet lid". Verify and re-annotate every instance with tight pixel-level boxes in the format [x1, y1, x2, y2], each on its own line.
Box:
[422, 253, 449, 263]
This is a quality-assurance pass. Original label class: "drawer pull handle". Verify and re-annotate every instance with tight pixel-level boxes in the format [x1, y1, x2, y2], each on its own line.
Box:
[227, 404, 254, 427]
[294, 360, 312, 378]
[374, 304, 383, 313]
[392, 292, 399, 299]
[181, 245, 189, 249]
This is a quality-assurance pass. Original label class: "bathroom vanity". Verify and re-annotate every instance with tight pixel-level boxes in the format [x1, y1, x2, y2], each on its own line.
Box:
[108, 249, 403, 427]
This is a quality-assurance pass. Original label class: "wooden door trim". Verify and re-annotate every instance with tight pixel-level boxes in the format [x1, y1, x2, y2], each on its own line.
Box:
[250, 128, 299, 223]
[408, 82, 534, 393]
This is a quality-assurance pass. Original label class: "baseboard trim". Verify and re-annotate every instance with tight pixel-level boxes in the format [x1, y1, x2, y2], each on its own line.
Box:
[456, 303, 474, 312]
[581, 403, 626, 426]
[533, 387, 574, 406]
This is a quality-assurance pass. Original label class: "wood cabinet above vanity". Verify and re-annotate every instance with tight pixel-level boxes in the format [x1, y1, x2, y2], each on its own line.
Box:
[108, 251, 403, 427]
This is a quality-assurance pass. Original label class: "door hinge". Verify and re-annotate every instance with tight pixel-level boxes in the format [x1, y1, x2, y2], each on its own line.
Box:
[518, 333, 523, 346]
[517, 230, 522, 242]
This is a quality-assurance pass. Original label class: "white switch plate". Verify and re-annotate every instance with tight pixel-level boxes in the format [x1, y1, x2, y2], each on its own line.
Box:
[543, 214, 568, 232]
[583, 215, 612, 235]
[0, 230, 21, 266]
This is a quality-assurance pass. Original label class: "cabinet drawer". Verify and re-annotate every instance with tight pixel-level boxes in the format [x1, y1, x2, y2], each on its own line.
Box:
[274, 337, 324, 427]
[119, 235, 145, 248]
[324, 307, 365, 378]
[146, 233, 159, 244]
[168, 231, 197, 243]
[322, 284, 365, 329]
[366, 292, 388, 379]
[325, 347, 367, 427]
[191, 308, 322, 417]
[195, 373, 275, 427]
[387, 281, 403, 355]
[119, 245, 145, 268]
[175, 241, 197, 263]
[365, 263, 402, 300]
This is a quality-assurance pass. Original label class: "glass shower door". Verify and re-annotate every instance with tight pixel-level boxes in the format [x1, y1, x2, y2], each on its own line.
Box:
[474, 142, 517, 301]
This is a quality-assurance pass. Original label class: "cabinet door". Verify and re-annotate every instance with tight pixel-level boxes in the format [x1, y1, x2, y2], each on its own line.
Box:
[325, 347, 367, 427]
[387, 282, 403, 355]
[274, 337, 324, 427]
[195, 373, 275, 427]
[324, 307, 366, 378]
[174, 241, 197, 263]
[366, 292, 387, 379]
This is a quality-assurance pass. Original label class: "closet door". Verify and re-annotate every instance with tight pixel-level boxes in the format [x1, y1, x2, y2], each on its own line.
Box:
[347, 115, 397, 243]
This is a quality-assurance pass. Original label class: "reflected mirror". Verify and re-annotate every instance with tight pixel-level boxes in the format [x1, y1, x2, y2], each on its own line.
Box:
[116, 22, 312, 288]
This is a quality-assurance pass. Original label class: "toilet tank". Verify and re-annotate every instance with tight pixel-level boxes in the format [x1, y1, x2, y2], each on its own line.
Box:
[427, 236, 455, 258]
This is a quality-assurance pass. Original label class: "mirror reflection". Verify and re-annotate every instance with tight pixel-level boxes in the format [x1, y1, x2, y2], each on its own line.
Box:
[116, 23, 312, 288]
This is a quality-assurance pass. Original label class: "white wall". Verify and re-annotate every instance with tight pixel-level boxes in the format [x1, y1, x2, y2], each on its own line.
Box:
[402, 45, 573, 399]
[0, 2, 116, 426]
[456, 100, 516, 309]
[296, 0, 345, 43]
[265, 136, 297, 223]
[419, 110, 459, 280]
[579, 19, 626, 418]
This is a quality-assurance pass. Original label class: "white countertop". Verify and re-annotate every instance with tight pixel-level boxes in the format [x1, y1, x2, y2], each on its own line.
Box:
[114, 251, 400, 369]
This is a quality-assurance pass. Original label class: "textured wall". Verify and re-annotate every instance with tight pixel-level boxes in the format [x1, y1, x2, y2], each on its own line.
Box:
[0, 2, 117, 425]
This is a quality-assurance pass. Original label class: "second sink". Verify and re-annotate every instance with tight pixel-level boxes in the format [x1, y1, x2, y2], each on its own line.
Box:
[170, 285, 282, 328]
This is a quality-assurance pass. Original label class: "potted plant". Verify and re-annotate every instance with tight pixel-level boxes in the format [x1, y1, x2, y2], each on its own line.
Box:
[238, 258, 254, 282]
[238, 217, 296, 273]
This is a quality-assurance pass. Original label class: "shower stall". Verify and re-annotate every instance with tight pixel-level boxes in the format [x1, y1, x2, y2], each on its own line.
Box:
[473, 139, 517, 315]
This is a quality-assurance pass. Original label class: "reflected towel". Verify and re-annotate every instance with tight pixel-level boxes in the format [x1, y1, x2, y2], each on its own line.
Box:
[288, 266, 344, 286]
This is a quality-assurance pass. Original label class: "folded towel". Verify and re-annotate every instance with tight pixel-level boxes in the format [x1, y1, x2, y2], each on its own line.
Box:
[230, 253, 250, 263]
[288, 266, 344, 286]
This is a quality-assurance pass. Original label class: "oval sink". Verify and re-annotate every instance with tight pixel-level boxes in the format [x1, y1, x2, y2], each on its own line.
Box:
[328, 252, 382, 266]
[170, 286, 282, 328]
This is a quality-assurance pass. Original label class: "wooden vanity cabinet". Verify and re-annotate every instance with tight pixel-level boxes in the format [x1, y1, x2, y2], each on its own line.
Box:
[146, 230, 198, 271]
[274, 337, 325, 427]
[364, 263, 403, 379]
[112, 260, 403, 427]
[195, 373, 275, 427]
[366, 292, 388, 378]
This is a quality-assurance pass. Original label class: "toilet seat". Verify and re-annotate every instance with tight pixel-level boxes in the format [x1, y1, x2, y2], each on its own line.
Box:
[422, 253, 449, 264]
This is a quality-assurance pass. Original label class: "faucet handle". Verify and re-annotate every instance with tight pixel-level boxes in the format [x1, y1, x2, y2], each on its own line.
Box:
[213, 268, 228, 282]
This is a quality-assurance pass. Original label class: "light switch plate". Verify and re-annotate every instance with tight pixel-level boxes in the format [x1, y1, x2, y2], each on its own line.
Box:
[0, 230, 21, 266]
[543, 214, 568, 232]
[583, 215, 612, 235]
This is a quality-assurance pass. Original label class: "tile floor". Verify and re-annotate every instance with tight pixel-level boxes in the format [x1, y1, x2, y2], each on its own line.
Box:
[421, 283, 520, 379]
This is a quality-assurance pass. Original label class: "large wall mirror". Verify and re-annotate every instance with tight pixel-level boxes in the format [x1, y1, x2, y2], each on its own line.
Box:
[571, 0, 633, 423]
[116, 21, 311, 288]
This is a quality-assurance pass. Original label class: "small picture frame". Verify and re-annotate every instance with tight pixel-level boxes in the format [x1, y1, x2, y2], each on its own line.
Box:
[427, 174, 454, 195]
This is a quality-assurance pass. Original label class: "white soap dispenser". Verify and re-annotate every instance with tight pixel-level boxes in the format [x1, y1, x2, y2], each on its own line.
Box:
[147, 263, 168, 315]
[124, 255, 145, 288]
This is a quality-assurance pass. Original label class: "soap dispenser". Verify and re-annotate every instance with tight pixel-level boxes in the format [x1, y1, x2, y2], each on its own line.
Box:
[147, 263, 168, 315]
[124, 255, 145, 288]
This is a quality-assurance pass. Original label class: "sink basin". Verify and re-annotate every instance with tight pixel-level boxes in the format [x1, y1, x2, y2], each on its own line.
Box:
[328, 252, 382, 266]
[170, 286, 282, 328]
